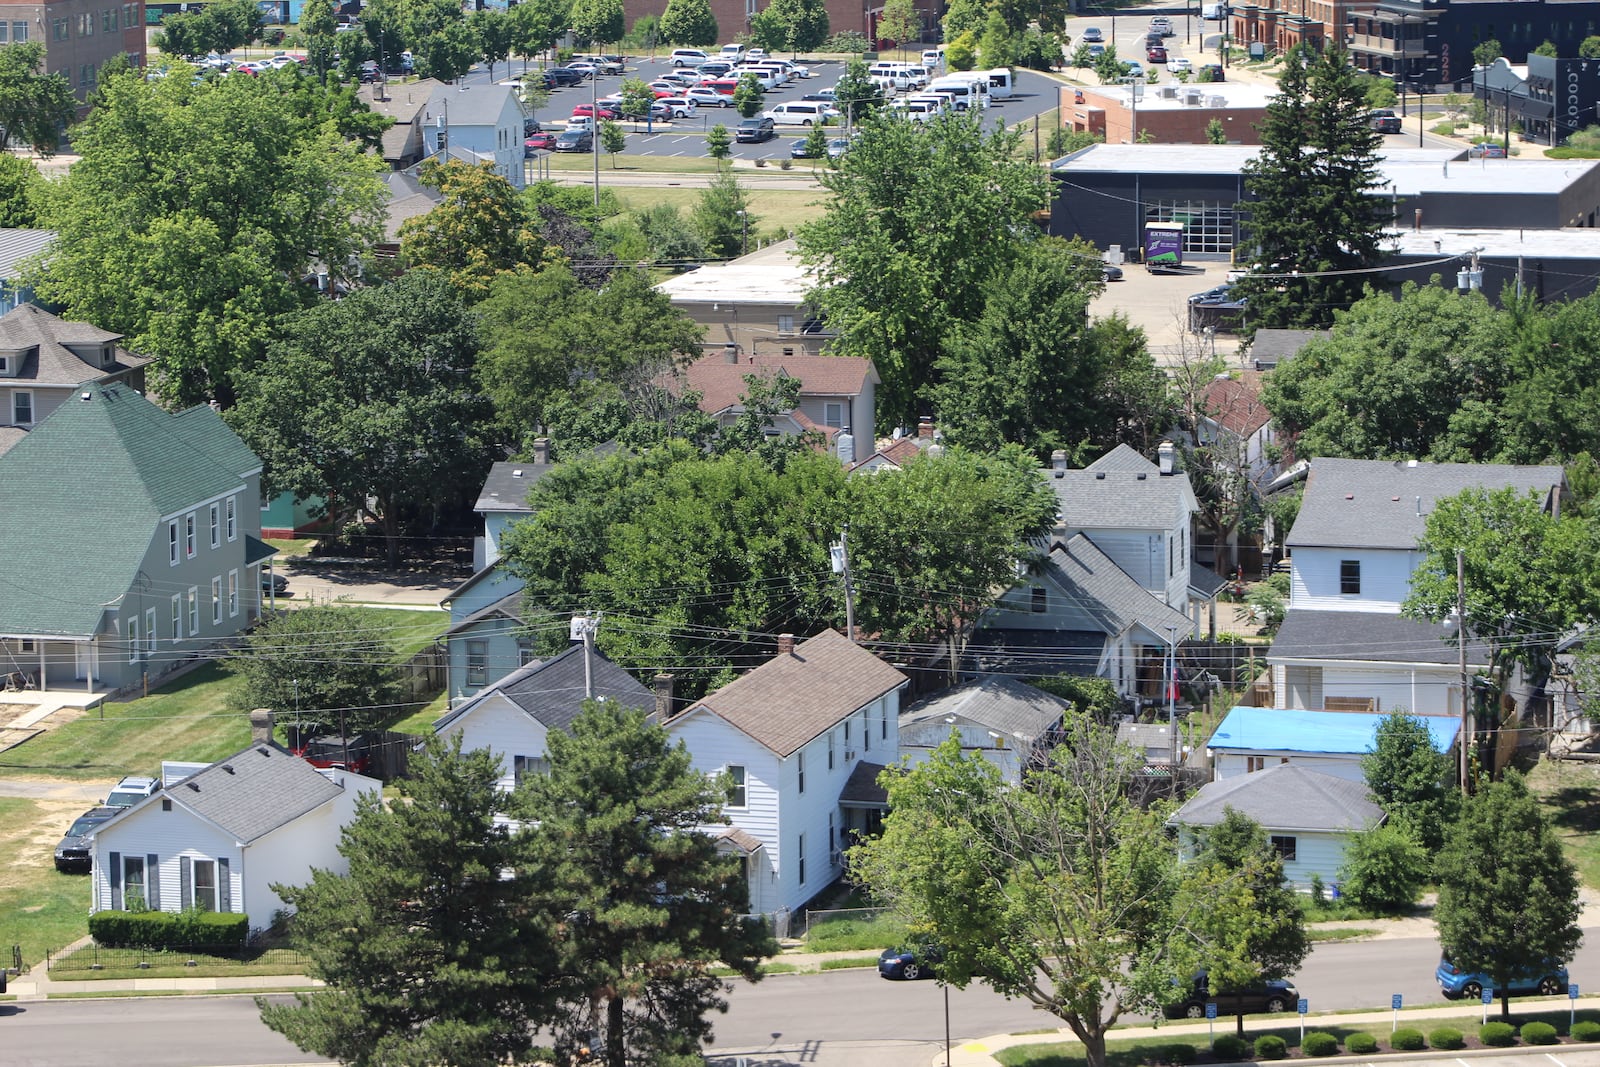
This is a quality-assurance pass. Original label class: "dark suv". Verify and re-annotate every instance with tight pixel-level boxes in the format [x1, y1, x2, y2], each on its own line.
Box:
[54, 806, 120, 872]
[736, 116, 777, 143]
[1369, 108, 1401, 133]
[1163, 972, 1298, 1019]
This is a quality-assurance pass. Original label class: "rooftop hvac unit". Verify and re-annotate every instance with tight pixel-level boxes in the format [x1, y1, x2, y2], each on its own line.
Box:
[1183, 90, 1203, 106]
[1159, 85, 1178, 99]
[1207, 95, 1226, 107]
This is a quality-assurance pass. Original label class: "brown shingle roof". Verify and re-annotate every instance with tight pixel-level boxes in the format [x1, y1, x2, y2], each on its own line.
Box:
[682, 353, 875, 414]
[679, 630, 906, 757]
[1200, 376, 1271, 437]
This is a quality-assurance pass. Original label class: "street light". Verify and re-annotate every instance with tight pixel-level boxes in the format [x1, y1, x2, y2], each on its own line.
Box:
[736, 209, 748, 256]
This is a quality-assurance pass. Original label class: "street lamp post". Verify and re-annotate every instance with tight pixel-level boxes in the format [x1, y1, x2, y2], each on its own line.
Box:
[736, 209, 748, 256]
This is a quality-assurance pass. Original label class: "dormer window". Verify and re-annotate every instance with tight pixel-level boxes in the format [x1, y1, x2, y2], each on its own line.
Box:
[100, 344, 115, 368]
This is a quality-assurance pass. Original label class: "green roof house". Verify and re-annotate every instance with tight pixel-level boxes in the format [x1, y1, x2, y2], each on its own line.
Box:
[0, 382, 275, 694]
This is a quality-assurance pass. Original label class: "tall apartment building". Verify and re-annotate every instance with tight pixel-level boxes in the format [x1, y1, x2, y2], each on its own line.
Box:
[0, 0, 146, 107]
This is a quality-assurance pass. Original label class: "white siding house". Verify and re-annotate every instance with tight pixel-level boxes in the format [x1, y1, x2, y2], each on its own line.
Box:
[87, 733, 377, 934]
[899, 677, 1072, 784]
[664, 630, 907, 918]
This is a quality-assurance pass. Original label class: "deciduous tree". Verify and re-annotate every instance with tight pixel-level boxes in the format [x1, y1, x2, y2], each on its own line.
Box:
[831, 56, 883, 126]
[0, 42, 76, 155]
[298, 0, 340, 78]
[230, 604, 405, 735]
[751, 0, 829, 54]
[569, 0, 624, 46]
[732, 71, 764, 117]
[511, 0, 570, 63]
[516, 701, 775, 1066]
[1434, 772, 1582, 1018]
[471, 7, 516, 81]
[705, 121, 732, 165]
[599, 119, 625, 164]
[875, 0, 922, 57]
[1338, 822, 1428, 913]
[1362, 711, 1458, 852]
[658, 0, 718, 47]
[692, 168, 755, 259]
[400, 159, 544, 298]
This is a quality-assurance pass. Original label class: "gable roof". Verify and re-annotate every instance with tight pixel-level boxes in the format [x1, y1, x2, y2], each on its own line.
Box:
[443, 589, 526, 637]
[0, 303, 153, 387]
[674, 629, 906, 757]
[433, 643, 653, 735]
[0, 382, 259, 637]
[1268, 609, 1491, 667]
[901, 676, 1071, 745]
[1044, 535, 1194, 639]
[681, 353, 877, 415]
[475, 459, 554, 514]
[1046, 451, 1198, 530]
[443, 558, 524, 609]
[1248, 328, 1327, 369]
[1286, 457, 1566, 550]
[839, 760, 889, 806]
[1200, 376, 1271, 437]
[1206, 706, 1459, 756]
[109, 743, 348, 845]
[426, 82, 523, 127]
[1169, 762, 1385, 833]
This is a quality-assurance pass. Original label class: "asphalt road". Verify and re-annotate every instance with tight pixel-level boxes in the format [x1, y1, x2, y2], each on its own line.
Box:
[13, 932, 1600, 1067]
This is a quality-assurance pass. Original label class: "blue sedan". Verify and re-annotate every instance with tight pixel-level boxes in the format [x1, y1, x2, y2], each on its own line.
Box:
[878, 944, 943, 980]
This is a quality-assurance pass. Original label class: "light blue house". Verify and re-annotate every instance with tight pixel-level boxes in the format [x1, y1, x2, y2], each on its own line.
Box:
[1206, 706, 1459, 783]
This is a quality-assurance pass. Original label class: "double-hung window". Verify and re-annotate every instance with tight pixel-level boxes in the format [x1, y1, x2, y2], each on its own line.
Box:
[184, 513, 196, 558]
[209, 503, 220, 548]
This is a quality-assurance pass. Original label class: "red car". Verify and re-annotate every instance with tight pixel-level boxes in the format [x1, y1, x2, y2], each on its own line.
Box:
[571, 103, 620, 120]
[525, 133, 556, 155]
[1147, 45, 1169, 63]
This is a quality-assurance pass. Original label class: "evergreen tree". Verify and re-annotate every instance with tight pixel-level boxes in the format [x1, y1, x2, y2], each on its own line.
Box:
[693, 168, 755, 261]
[1237, 45, 1387, 331]
[732, 71, 764, 117]
[1434, 772, 1582, 1019]
[705, 122, 732, 165]
[657, 0, 718, 48]
[1361, 711, 1458, 853]
[832, 56, 883, 127]
[260, 736, 557, 1067]
[516, 701, 775, 1067]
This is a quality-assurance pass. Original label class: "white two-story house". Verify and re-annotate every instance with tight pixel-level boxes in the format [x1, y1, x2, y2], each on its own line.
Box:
[664, 629, 908, 918]
[420, 83, 527, 189]
[1267, 457, 1565, 715]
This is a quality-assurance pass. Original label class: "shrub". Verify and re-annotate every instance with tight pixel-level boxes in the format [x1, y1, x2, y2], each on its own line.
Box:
[1572, 1020, 1600, 1041]
[1390, 1028, 1426, 1051]
[1338, 822, 1428, 912]
[1480, 1022, 1517, 1047]
[1521, 1022, 1559, 1045]
[89, 909, 249, 950]
[1301, 1033, 1339, 1057]
[824, 30, 869, 52]
[1346, 1033, 1379, 1054]
[1428, 1027, 1464, 1050]
[1212, 1035, 1250, 1060]
[1253, 1035, 1288, 1060]
[1164, 1043, 1197, 1065]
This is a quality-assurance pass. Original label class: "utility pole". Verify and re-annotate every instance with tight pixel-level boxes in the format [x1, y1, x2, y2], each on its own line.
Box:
[591, 68, 600, 208]
[1457, 548, 1470, 795]
[831, 526, 856, 643]
[1166, 624, 1179, 796]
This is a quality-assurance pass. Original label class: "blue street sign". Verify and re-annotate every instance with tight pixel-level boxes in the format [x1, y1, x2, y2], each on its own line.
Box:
[1572, 984, 1581, 1000]
[1391, 994, 1403, 1010]
[1205, 1003, 1218, 1020]
[1297, 998, 1308, 1015]
[1482, 988, 1494, 1005]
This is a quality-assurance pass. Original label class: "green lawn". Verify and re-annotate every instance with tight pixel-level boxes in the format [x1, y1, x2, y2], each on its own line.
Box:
[47, 941, 311, 980]
[607, 185, 829, 232]
[264, 537, 317, 558]
[381, 608, 450, 661]
[387, 689, 449, 735]
[0, 797, 100, 965]
[1529, 759, 1600, 888]
[802, 909, 907, 952]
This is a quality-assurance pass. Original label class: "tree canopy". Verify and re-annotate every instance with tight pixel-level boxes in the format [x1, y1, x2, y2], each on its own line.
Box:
[28, 67, 386, 407]
[228, 271, 494, 566]
[1361, 711, 1458, 852]
[1434, 771, 1582, 1018]
[1237, 45, 1388, 331]
[0, 42, 75, 155]
[230, 604, 406, 735]
[400, 159, 545, 298]
[658, 0, 718, 47]
[750, 0, 829, 54]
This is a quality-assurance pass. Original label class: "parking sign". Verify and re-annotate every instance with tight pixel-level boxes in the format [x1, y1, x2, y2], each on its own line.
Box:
[1482, 988, 1494, 1005]
[1205, 1003, 1218, 1020]
[1391, 994, 1402, 1010]
[1572, 984, 1581, 1000]
[1297, 998, 1308, 1015]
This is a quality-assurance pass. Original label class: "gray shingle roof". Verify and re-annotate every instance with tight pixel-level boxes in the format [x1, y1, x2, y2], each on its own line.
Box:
[434, 643, 653, 734]
[426, 83, 523, 127]
[0, 303, 152, 386]
[1286, 457, 1565, 550]
[1168, 763, 1385, 833]
[1045, 453, 1196, 530]
[1268, 609, 1490, 667]
[839, 760, 889, 806]
[444, 589, 525, 637]
[0, 227, 56, 277]
[475, 460, 554, 513]
[964, 626, 1107, 678]
[1248, 328, 1327, 369]
[1086, 443, 1158, 473]
[0, 382, 259, 637]
[902, 676, 1071, 744]
[159, 743, 347, 844]
[1045, 535, 1194, 639]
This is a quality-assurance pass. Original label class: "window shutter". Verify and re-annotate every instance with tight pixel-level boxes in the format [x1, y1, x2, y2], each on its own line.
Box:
[218, 857, 231, 912]
[180, 856, 192, 910]
[108, 851, 122, 911]
[146, 854, 161, 910]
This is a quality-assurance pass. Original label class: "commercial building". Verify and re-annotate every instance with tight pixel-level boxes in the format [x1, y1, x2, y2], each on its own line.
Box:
[1058, 81, 1274, 145]
[0, 0, 146, 107]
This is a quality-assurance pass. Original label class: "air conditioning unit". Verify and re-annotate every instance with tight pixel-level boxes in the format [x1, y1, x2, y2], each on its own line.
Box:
[829, 848, 843, 866]
[845, 750, 856, 762]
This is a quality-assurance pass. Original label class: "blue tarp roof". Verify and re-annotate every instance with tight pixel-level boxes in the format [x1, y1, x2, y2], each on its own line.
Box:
[1207, 707, 1459, 755]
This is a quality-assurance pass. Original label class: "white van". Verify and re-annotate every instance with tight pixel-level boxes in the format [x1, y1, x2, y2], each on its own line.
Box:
[982, 67, 1015, 100]
[670, 49, 709, 67]
[1202, 2, 1225, 18]
[929, 74, 989, 110]
[720, 42, 746, 60]
[893, 96, 941, 122]
[922, 49, 943, 71]
[765, 101, 835, 126]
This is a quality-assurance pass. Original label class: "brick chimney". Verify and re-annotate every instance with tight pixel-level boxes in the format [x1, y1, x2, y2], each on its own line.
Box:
[250, 708, 274, 747]
[1051, 449, 1068, 472]
[532, 437, 551, 465]
[652, 673, 676, 720]
[918, 417, 934, 440]
[776, 632, 795, 656]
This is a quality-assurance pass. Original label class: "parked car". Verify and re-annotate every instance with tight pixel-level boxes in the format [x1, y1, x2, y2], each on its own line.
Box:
[1469, 141, 1507, 158]
[1437, 957, 1568, 1000]
[1198, 63, 1225, 82]
[879, 944, 944, 980]
[827, 137, 851, 160]
[262, 571, 288, 595]
[696, 61, 733, 79]
[735, 116, 777, 142]
[1169, 57, 1194, 74]
[1087, 43, 1106, 58]
[685, 87, 734, 108]
[571, 103, 620, 120]
[54, 806, 120, 872]
[293, 733, 375, 776]
[546, 67, 585, 87]
[555, 128, 594, 152]
[1162, 972, 1298, 1019]
[1188, 284, 1236, 305]
[523, 117, 543, 136]
[657, 96, 697, 118]
[922, 48, 943, 69]
[566, 62, 598, 79]
[790, 136, 822, 158]
[1123, 60, 1145, 78]
[1103, 263, 1124, 282]
[1369, 108, 1401, 133]
[802, 89, 837, 103]
[671, 48, 710, 67]
[1082, 26, 1104, 43]
[526, 132, 556, 154]
[104, 775, 161, 809]
[1147, 45, 1169, 63]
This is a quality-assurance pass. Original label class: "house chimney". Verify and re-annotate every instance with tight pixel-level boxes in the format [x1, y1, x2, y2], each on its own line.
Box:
[1051, 449, 1068, 471]
[724, 342, 739, 364]
[777, 632, 795, 656]
[250, 708, 274, 747]
[918, 417, 934, 440]
[532, 437, 551, 465]
[1158, 440, 1175, 476]
[652, 673, 676, 720]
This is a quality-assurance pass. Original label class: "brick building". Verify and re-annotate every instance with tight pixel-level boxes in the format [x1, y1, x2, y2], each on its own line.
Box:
[0, 0, 146, 107]
[1057, 81, 1273, 146]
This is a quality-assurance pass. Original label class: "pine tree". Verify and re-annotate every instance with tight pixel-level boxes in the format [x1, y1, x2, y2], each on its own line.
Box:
[516, 701, 774, 1067]
[1434, 772, 1582, 1019]
[1238, 45, 1387, 331]
[260, 737, 556, 1067]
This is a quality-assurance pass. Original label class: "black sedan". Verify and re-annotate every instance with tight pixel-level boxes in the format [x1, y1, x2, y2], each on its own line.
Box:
[735, 117, 776, 143]
[546, 66, 586, 87]
[1162, 972, 1298, 1019]
[878, 944, 944, 980]
[554, 129, 594, 152]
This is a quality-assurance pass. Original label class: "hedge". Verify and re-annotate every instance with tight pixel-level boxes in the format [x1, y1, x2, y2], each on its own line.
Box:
[1573, 1020, 1600, 1042]
[1427, 1027, 1464, 1050]
[1390, 1028, 1426, 1051]
[1521, 1022, 1559, 1045]
[1345, 1033, 1379, 1054]
[1480, 1021, 1517, 1047]
[1212, 1035, 1250, 1060]
[1164, 1044, 1197, 1065]
[1253, 1034, 1288, 1060]
[88, 909, 249, 950]
[1301, 1032, 1339, 1057]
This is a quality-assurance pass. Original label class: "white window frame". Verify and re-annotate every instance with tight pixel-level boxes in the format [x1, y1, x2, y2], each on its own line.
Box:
[12, 389, 31, 424]
[227, 570, 238, 617]
[188, 587, 199, 634]
[823, 401, 844, 428]
[127, 615, 140, 663]
[123, 854, 147, 909]
[725, 764, 747, 808]
[226, 495, 237, 541]
[211, 577, 221, 624]
[209, 503, 220, 548]
[513, 754, 550, 785]
[797, 832, 805, 885]
[145, 607, 156, 655]
[192, 857, 218, 912]
[171, 595, 183, 643]
[184, 513, 196, 558]
[466, 639, 488, 688]
[169, 521, 179, 566]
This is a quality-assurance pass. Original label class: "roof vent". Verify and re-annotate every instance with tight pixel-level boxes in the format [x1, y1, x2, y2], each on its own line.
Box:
[223, 764, 235, 774]
[1137, 472, 1147, 480]
[186, 781, 200, 791]
[512, 468, 524, 478]
[258, 746, 271, 756]
[1095, 471, 1106, 480]
[80, 390, 92, 401]
[1345, 493, 1354, 500]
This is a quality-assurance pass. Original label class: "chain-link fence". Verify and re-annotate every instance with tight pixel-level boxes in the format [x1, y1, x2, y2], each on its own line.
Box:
[46, 942, 311, 973]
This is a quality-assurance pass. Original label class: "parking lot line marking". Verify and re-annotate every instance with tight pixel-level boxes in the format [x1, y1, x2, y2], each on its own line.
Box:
[1457, 1058, 1474, 1067]
[1546, 1054, 1567, 1067]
